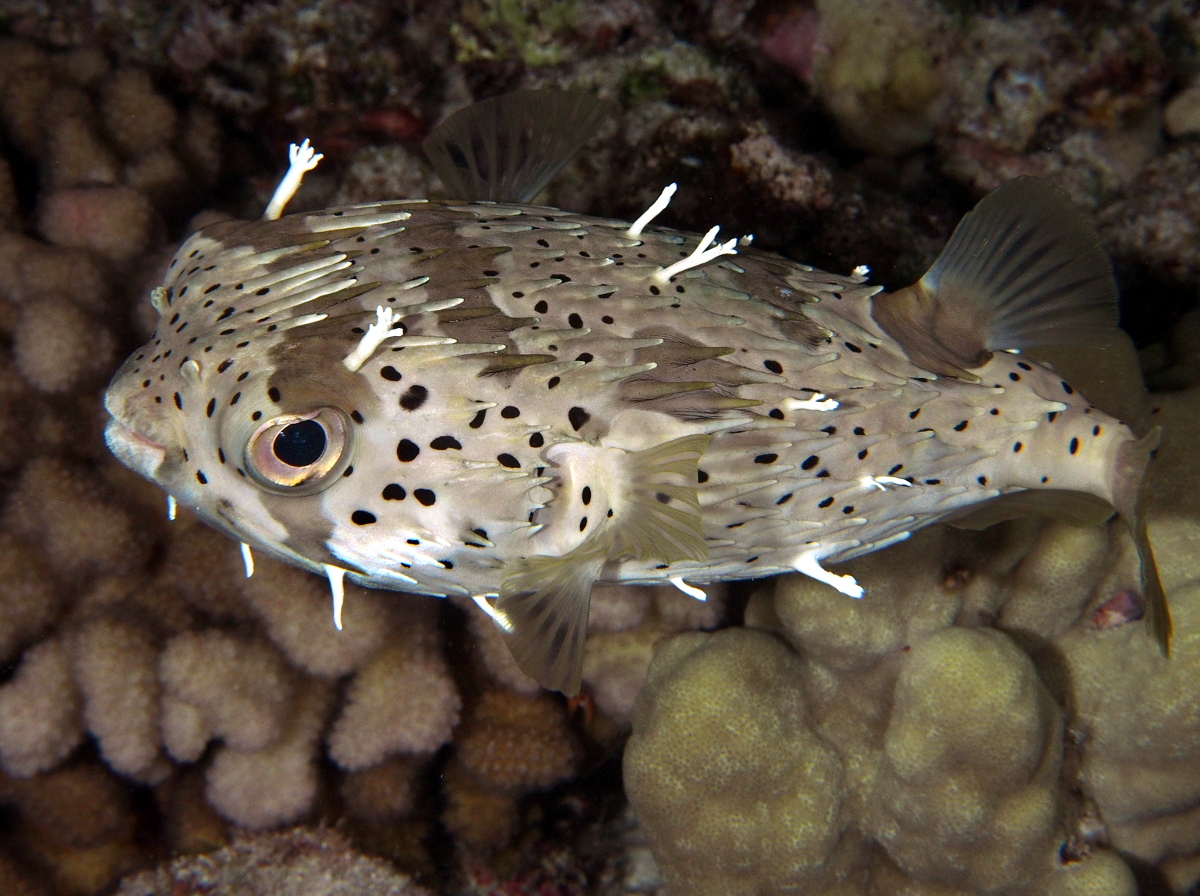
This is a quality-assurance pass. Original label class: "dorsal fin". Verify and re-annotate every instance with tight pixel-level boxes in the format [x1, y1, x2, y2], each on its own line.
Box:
[872, 177, 1119, 378]
[423, 90, 613, 203]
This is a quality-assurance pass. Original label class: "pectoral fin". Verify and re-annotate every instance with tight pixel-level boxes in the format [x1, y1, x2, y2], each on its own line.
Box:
[497, 434, 712, 694]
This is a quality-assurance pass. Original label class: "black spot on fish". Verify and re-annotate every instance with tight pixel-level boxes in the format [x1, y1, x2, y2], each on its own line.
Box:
[534, 300, 549, 313]
[924, 478, 940, 485]
[1009, 372, 1021, 382]
[431, 436, 461, 450]
[1093, 425, 1101, 436]
[858, 449, 868, 460]
[381, 366, 402, 381]
[397, 439, 419, 462]
[764, 359, 783, 374]
[237, 372, 249, 382]
[414, 488, 436, 506]
[497, 453, 520, 468]
[174, 392, 183, 410]
[845, 342, 862, 353]
[607, 509, 614, 518]
[579, 517, 588, 531]
[1062, 381, 1075, 395]
[1069, 437, 1079, 454]
[909, 408, 920, 419]
[649, 285, 660, 295]
[469, 409, 487, 429]
[978, 476, 988, 485]
[440, 560, 454, 569]
[801, 455, 819, 470]
[954, 420, 968, 431]
[351, 410, 364, 424]
[268, 387, 281, 402]
[819, 497, 834, 508]
[383, 484, 406, 500]
[697, 469, 709, 483]
[568, 312, 583, 329]
[990, 408, 1000, 416]
[217, 359, 233, 373]
[888, 464, 903, 475]
[473, 528, 488, 539]
[655, 493, 670, 504]
[196, 470, 207, 484]
[1017, 362, 1032, 371]
[501, 405, 520, 418]
[776, 493, 793, 505]
[854, 427, 865, 435]
[568, 407, 590, 431]
[216, 307, 235, 321]
[769, 409, 784, 420]
[582, 486, 592, 505]
[842, 506, 855, 514]
[822, 426, 836, 434]
[1013, 442, 1023, 453]
[400, 385, 428, 410]
[529, 432, 544, 448]
[251, 411, 262, 421]
[602, 315, 614, 324]
[206, 398, 215, 418]
[218, 448, 225, 464]
[548, 377, 560, 389]
[576, 353, 593, 363]
[352, 510, 376, 525]
[755, 453, 778, 464]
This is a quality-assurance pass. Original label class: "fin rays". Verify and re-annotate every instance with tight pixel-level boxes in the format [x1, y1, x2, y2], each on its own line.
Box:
[873, 177, 1120, 377]
[423, 90, 614, 204]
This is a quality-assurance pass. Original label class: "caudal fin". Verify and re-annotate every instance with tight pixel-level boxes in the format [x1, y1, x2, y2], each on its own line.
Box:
[1114, 427, 1172, 655]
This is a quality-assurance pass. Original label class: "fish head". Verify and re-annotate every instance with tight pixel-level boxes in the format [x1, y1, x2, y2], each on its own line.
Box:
[102, 225, 405, 576]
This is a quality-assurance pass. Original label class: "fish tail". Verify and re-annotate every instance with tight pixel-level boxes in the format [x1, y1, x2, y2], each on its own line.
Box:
[1114, 426, 1172, 655]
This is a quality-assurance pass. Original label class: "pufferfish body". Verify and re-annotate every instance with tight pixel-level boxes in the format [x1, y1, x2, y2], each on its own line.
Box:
[104, 91, 1169, 694]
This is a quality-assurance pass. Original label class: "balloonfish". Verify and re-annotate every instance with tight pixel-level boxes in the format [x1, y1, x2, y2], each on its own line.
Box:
[104, 91, 1170, 695]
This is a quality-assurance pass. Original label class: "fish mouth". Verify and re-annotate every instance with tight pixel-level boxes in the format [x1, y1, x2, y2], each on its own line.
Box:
[104, 418, 167, 479]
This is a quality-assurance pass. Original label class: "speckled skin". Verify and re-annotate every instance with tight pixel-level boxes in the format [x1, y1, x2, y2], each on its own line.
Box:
[104, 199, 1135, 603]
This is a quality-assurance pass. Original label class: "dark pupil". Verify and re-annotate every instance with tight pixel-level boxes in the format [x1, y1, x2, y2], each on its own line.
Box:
[272, 420, 327, 467]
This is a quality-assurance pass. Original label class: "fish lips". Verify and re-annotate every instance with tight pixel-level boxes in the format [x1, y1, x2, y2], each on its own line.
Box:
[104, 418, 167, 479]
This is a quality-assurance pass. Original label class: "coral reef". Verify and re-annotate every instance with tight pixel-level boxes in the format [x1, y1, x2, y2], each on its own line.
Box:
[115, 826, 433, 896]
[0, 0, 1198, 891]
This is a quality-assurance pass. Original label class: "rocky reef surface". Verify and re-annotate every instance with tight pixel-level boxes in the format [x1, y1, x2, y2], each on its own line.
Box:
[0, 1, 1198, 894]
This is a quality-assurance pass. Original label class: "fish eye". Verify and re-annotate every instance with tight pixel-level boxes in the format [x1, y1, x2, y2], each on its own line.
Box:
[245, 408, 350, 492]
